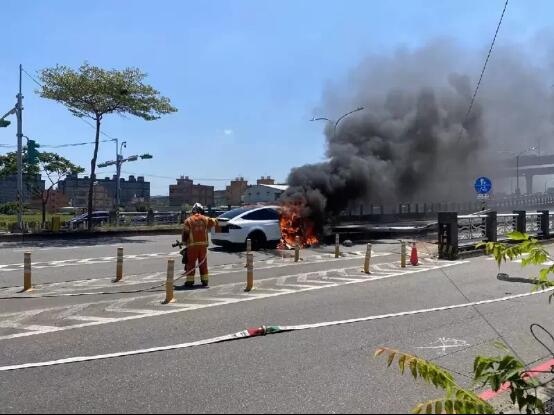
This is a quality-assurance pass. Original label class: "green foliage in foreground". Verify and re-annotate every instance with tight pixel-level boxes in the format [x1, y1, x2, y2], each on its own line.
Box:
[377, 232, 552, 414]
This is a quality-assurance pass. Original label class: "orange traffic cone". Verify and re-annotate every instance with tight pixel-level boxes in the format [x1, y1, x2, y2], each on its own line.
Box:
[410, 242, 419, 266]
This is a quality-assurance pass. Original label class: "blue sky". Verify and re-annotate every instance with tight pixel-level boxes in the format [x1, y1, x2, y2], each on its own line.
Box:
[0, 0, 553, 195]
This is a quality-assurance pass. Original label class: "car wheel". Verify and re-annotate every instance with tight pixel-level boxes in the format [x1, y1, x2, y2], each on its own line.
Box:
[247, 231, 266, 251]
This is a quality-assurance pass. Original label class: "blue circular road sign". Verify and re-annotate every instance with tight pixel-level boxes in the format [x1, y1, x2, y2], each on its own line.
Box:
[474, 177, 492, 194]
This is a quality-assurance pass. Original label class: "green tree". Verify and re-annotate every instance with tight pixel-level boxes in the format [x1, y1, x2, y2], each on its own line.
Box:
[37, 63, 177, 230]
[0, 150, 84, 227]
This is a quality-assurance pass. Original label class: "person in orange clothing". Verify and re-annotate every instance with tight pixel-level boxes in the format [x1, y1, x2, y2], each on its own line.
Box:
[182, 203, 220, 287]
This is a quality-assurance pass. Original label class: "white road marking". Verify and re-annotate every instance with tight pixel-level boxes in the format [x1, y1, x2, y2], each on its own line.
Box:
[1, 287, 553, 372]
[416, 338, 471, 353]
[0, 259, 466, 341]
[0, 250, 394, 274]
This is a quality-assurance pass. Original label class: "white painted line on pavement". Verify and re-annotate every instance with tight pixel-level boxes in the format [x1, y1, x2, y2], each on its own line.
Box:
[0, 260, 466, 340]
[1, 286, 553, 372]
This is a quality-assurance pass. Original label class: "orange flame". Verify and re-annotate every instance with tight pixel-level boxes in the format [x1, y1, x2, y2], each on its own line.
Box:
[278, 202, 319, 249]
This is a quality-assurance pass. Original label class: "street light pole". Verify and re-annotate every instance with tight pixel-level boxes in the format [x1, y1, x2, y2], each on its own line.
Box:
[310, 106, 365, 138]
[98, 147, 153, 210]
[115, 141, 126, 209]
[16, 64, 23, 232]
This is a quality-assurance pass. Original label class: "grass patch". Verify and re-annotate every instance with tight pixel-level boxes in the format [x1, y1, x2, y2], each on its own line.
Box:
[0, 214, 73, 230]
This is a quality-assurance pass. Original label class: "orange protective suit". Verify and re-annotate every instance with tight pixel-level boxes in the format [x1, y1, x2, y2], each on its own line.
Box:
[182, 213, 219, 286]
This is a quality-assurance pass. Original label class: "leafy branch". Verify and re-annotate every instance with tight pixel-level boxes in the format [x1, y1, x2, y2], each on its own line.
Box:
[374, 347, 495, 414]
[476, 232, 549, 269]
[478, 232, 554, 302]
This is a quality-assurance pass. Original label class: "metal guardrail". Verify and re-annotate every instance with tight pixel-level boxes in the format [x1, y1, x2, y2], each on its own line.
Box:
[496, 213, 518, 239]
[525, 212, 543, 235]
[438, 209, 551, 260]
[457, 215, 486, 241]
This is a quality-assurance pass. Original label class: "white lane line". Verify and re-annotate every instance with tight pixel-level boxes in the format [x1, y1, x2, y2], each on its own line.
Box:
[0, 260, 467, 341]
[69, 316, 119, 323]
[1, 287, 553, 372]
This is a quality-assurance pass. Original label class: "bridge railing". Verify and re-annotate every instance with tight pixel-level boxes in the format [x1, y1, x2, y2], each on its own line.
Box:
[438, 209, 550, 260]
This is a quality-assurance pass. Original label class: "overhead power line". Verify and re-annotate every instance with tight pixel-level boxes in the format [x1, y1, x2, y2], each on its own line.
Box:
[457, 0, 509, 142]
[40, 139, 115, 149]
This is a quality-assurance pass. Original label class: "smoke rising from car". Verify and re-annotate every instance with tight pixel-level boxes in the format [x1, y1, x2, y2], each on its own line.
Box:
[281, 38, 554, 226]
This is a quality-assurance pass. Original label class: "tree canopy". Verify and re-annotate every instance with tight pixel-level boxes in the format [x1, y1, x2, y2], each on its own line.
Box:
[39, 63, 177, 120]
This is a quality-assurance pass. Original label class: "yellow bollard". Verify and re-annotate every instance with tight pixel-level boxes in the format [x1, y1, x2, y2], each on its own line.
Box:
[363, 243, 372, 274]
[162, 258, 176, 304]
[335, 233, 340, 258]
[400, 241, 406, 268]
[244, 238, 251, 268]
[245, 252, 254, 292]
[23, 252, 32, 292]
[115, 247, 124, 282]
[294, 236, 301, 262]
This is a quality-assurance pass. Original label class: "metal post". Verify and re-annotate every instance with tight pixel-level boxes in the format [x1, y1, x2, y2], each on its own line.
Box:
[400, 241, 406, 268]
[245, 252, 254, 292]
[23, 252, 32, 292]
[115, 247, 124, 282]
[513, 210, 526, 233]
[485, 211, 497, 242]
[163, 258, 175, 304]
[245, 237, 252, 268]
[335, 233, 340, 258]
[294, 236, 301, 262]
[16, 64, 23, 232]
[363, 243, 372, 274]
[116, 157, 121, 210]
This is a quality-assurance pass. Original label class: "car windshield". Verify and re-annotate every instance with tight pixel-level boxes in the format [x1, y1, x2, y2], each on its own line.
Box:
[218, 207, 252, 219]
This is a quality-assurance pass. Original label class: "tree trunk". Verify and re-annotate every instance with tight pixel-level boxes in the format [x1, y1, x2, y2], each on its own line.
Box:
[88, 116, 101, 231]
[42, 188, 52, 229]
[41, 200, 47, 229]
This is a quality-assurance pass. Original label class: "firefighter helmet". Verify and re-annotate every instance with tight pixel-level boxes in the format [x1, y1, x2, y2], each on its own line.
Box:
[191, 203, 204, 214]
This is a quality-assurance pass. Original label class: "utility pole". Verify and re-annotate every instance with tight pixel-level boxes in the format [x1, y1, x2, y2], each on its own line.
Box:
[98, 147, 152, 209]
[115, 140, 126, 209]
[0, 65, 24, 231]
[16, 64, 23, 232]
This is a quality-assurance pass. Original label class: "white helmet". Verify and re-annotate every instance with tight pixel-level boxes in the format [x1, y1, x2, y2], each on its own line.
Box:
[192, 203, 204, 214]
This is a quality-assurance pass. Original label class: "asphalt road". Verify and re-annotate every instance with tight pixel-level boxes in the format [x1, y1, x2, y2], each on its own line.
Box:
[0, 235, 553, 413]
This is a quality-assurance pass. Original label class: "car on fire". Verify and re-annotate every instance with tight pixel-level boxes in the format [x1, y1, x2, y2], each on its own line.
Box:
[210, 206, 281, 250]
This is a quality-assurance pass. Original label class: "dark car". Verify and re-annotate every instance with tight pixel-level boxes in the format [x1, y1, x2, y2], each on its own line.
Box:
[69, 211, 110, 229]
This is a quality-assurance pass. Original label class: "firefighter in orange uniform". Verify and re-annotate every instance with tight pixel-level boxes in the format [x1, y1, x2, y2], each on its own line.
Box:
[182, 203, 219, 287]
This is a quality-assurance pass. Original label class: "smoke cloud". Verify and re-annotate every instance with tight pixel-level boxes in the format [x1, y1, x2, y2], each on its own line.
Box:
[282, 37, 554, 225]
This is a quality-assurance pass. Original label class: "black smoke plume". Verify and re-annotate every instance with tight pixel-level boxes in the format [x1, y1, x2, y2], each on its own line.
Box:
[281, 38, 554, 226]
